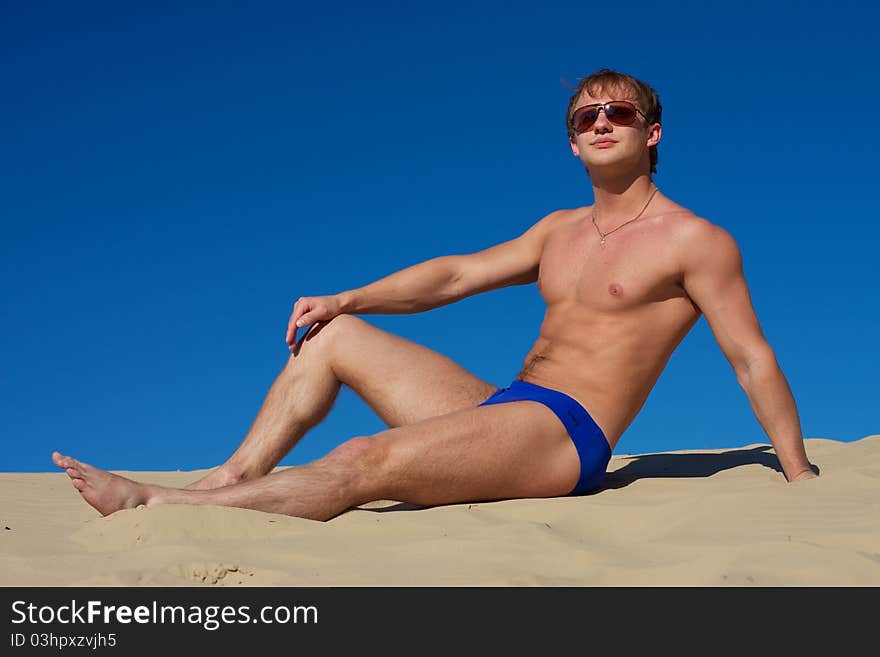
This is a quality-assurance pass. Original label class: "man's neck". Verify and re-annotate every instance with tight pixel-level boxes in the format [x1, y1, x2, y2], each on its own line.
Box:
[590, 172, 656, 219]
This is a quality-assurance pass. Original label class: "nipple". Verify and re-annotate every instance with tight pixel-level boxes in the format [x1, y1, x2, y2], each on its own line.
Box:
[608, 283, 623, 297]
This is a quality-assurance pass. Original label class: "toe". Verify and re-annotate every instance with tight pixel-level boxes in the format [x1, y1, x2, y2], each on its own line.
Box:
[53, 452, 79, 469]
[54, 452, 87, 472]
[66, 467, 82, 479]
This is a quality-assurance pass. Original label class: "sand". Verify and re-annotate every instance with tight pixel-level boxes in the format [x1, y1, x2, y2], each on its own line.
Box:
[1, 436, 878, 586]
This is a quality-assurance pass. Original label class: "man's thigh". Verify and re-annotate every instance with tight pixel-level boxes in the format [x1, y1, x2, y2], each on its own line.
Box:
[309, 315, 500, 428]
[362, 400, 581, 505]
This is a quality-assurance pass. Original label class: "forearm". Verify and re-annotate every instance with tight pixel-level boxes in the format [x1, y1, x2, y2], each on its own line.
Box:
[336, 256, 465, 314]
[737, 355, 813, 481]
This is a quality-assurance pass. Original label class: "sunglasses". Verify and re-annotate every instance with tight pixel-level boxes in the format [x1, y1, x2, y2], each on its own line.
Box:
[570, 100, 648, 134]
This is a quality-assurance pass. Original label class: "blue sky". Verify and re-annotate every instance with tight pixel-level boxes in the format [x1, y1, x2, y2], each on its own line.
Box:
[2, 1, 878, 473]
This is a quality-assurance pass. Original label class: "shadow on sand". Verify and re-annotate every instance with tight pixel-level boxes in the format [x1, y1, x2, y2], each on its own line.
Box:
[598, 444, 819, 491]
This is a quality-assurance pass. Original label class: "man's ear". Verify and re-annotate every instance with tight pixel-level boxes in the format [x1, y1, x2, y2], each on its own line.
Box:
[570, 137, 581, 158]
[647, 122, 662, 148]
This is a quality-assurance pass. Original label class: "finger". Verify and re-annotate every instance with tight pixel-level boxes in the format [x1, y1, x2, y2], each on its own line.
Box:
[287, 312, 300, 343]
[295, 300, 318, 329]
[286, 316, 295, 345]
[287, 299, 305, 344]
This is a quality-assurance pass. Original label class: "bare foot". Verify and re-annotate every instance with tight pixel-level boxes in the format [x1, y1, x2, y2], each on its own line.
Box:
[52, 451, 157, 516]
[184, 463, 246, 491]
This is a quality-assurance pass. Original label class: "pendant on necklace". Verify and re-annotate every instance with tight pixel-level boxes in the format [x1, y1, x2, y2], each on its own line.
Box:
[600, 236, 606, 245]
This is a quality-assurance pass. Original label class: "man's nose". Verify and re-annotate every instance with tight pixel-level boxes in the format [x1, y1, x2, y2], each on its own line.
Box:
[593, 109, 613, 132]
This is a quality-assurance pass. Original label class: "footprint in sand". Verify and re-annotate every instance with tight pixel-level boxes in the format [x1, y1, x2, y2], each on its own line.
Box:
[175, 562, 255, 586]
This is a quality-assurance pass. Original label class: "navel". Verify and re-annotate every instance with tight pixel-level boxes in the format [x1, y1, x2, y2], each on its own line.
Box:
[608, 283, 623, 297]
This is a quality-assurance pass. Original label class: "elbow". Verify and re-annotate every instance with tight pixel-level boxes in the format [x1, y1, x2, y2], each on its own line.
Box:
[446, 255, 494, 299]
[733, 344, 779, 388]
[445, 256, 469, 300]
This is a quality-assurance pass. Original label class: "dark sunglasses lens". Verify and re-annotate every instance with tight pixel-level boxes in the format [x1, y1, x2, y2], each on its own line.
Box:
[573, 108, 599, 133]
[606, 102, 637, 125]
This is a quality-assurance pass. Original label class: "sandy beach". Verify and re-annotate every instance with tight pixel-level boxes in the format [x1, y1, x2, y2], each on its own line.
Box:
[1, 436, 878, 586]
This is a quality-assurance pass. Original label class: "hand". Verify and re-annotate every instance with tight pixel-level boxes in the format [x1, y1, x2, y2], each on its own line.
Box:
[286, 295, 343, 348]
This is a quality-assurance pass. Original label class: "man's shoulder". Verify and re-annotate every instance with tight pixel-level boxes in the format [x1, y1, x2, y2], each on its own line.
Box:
[520, 207, 582, 240]
[685, 216, 737, 246]
[540, 207, 584, 223]
[651, 201, 734, 245]
[668, 212, 742, 272]
[538, 206, 588, 231]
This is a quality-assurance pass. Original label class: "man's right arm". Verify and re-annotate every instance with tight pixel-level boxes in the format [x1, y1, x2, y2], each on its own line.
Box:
[287, 211, 561, 344]
[336, 256, 469, 315]
[337, 210, 562, 314]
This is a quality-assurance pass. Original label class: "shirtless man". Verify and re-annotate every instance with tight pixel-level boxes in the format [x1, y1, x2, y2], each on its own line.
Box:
[53, 69, 817, 521]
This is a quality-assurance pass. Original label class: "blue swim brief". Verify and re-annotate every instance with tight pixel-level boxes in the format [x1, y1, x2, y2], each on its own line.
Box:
[477, 379, 612, 495]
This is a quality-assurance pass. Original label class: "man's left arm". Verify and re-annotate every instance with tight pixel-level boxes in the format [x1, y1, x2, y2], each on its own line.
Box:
[680, 221, 817, 483]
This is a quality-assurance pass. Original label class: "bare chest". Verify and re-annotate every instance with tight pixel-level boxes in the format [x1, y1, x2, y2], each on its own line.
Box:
[536, 216, 686, 311]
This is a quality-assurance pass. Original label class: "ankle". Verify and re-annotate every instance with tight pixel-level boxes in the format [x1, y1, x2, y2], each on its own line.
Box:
[185, 460, 254, 491]
[221, 459, 274, 484]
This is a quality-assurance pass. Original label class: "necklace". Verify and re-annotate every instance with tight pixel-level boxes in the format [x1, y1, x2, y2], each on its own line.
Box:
[591, 185, 659, 245]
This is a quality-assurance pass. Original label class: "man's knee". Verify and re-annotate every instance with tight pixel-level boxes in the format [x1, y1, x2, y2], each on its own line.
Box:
[290, 313, 369, 360]
[323, 435, 388, 499]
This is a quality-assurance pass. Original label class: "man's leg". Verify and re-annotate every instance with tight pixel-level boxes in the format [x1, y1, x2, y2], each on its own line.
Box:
[53, 399, 581, 520]
[188, 314, 499, 489]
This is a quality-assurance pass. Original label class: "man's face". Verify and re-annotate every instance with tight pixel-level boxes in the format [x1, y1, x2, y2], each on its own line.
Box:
[568, 90, 661, 175]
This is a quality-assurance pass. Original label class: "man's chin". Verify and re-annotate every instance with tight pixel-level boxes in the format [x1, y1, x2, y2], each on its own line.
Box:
[583, 159, 629, 177]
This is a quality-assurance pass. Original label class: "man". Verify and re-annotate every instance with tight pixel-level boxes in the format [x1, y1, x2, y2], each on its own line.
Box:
[53, 69, 817, 521]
